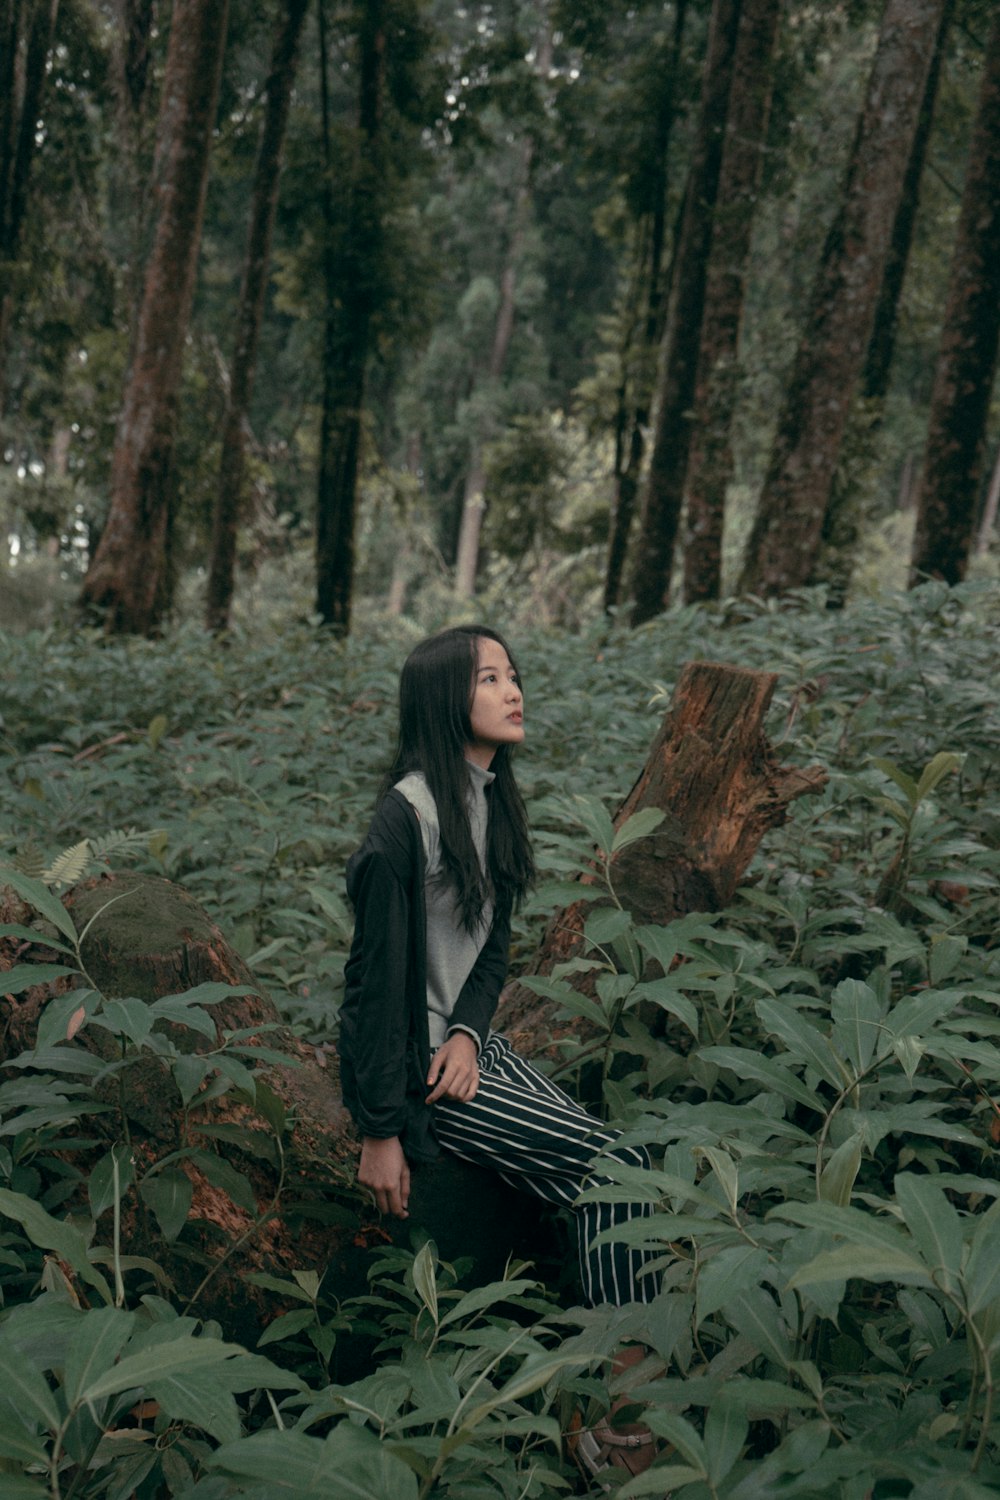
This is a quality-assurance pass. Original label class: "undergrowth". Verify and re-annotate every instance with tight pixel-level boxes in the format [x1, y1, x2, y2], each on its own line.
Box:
[0, 580, 998, 1497]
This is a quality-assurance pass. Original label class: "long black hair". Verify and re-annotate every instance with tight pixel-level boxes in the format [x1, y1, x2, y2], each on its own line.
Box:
[380, 625, 535, 932]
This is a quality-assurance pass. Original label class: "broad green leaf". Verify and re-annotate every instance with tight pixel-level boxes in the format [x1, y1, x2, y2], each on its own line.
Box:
[0, 923, 75, 956]
[726, 1286, 793, 1368]
[584, 906, 634, 946]
[257, 1308, 317, 1346]
[173, 1054, 211, 1103]
[914, 750, 962, 804]
[438, 1277, 541, 1330]
[0, 1189, 111, 1303]
[755, 998, 845, 1089]
[818, 1135, 863, 1207]
[619, 1467, 707, 1497]
[894, 1173, 963, 1293]
[0, 1346, 59, 1432]
[611, 807, 665, 854]
[870, 758, 919, 807]
[139, 1169, 192, 1243]
[149, 997, 218, 1039]
[631, 977, 699, 1037]
[641, 1409, 708, 1474]
[705, 1389, 748, 1485]
[89, 1145, 135, 1219]
[91, 998, 153, 1046]
[964, 1200, 1000, 1314]
[698, 1046, 824, 1113]
[63, 1305, 135, 1407]
[695, 1146, 738, 1214]
[81, 1334, 246, 1404]
[0, 1414, 50, 1465]
[696, 1246, 769, 1327]
[411, 1241, 438, 1326]
[0, 963, 77, 995]
[157, 982, 258, 1007]
[830, 979, 882, 1074]
[209, 1423, 418, 1498]
[149, 1367, 242, 1445]
[571, 794, 616, 856]
[35, 988, 99, 1052]
[189, 1150, 257, 1215]
[788, 1243, 930, 1290]
[0, 869, 78, 943]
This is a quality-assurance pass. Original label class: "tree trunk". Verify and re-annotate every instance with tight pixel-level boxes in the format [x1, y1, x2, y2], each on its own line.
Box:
[452, 102, 541, 599]
[975, 440, 1000, 556]
[911, 10, 1000, 587]
[0, 0, 61, 416]
[205, 0, 310, 634]
[740, 0, 945, 599]
[2, 662, 824, 1331]
[807, 0, 954, 610]
[862, 0, 953, 405]
[629, 0, 742, 627]
[314, 0, 384, 634]
[603, 0, 689, 614]
[497, 660, 826, 1055]
[78, 0, 230, 635]
[681, 0, 782, 605]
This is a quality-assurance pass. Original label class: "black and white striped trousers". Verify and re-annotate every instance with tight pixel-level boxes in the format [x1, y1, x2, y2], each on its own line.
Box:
[432, 1034, 659, 1307]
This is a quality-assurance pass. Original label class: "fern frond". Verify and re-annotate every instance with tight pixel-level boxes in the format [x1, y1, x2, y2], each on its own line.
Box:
[14, 842, 45, 879]
[43, 840, 93, 889]
[88, 827, 162, 866]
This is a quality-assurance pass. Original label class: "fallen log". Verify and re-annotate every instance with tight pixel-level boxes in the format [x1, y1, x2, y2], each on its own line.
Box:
[0, 660, 824, 1348]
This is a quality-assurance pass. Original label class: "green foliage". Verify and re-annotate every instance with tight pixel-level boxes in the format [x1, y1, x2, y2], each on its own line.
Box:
[1, 583, 1000, 1492]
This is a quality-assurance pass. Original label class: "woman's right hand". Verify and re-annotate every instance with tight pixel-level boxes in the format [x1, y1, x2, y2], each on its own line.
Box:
[359, 1135, 411, 1218]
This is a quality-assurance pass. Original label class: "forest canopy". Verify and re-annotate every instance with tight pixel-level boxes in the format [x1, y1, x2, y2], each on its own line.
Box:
[1, 0, 998, 635]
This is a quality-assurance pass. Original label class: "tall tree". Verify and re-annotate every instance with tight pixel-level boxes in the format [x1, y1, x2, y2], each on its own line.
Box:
[739, 0, 946, 598]
[808, 0, 954, 606]
[603, 0, 689, 615]
[629, 0, 741, 628]
[79, 0, 230, 632]
[911, 8, 1000, 586]
[314, 0, 386, 633]
[0, 0, 61, 413]
[205, 0, 310, 634]
[681, 0, 782, 604]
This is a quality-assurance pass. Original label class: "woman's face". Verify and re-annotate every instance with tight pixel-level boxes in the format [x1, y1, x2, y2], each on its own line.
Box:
[466, 637, 524, 768]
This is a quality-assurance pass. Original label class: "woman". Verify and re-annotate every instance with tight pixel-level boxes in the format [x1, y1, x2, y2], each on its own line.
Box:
[339, 626, 659, 1477]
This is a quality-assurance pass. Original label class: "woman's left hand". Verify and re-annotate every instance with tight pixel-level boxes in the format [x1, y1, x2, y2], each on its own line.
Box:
[426, 1032, 480, 1104]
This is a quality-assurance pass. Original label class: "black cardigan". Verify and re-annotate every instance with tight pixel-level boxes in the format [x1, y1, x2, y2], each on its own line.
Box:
[338, 789, 511, 1162]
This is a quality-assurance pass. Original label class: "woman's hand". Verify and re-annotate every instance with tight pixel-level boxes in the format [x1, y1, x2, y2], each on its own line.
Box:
[359, 1135, 411, 1217]
[426, 1031, 480, 1104]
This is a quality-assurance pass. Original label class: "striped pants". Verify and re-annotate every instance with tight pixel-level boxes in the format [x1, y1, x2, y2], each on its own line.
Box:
[433, 1034, 658, 1307]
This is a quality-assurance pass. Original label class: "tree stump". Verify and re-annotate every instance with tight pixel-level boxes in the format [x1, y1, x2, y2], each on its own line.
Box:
[498, 661, 826, 1054]
[0, 660, 824, 1350]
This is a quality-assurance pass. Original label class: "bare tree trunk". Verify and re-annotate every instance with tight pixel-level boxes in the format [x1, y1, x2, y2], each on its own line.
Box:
[807, 0, 954, 610]
[604, 0, 689, 613]
[314, 0, 384, 633]
[740, 0, 945, 599]
[682, 0, 782, 605]
[863, 0, 953, 404]
[975, 440, 1000, 556]
[205, 0, 310, 634]
[79, 0, 230, 634]
[0, 0, 60, 415]
[629, 0, 742, 627]
[911, 10, 1000, 586]
[113, 0, 158, 334]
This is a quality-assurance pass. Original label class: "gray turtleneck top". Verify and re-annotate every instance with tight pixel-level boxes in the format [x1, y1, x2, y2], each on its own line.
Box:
[394, 761, 495, 1050]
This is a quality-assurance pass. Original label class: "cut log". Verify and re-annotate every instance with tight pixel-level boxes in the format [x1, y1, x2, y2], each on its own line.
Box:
[498, 661, 827, 1054]
[0, 660, 824, 1349]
